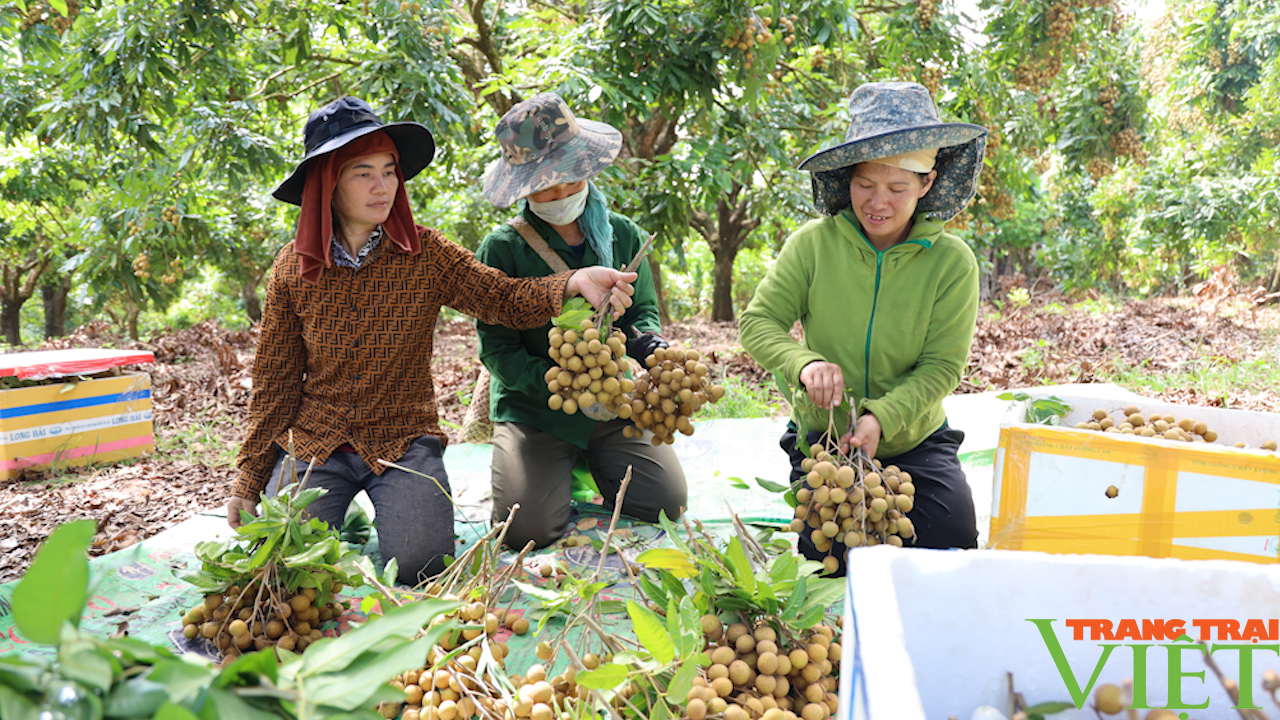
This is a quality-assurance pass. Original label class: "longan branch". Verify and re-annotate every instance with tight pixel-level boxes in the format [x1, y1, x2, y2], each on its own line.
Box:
[592, 466, 633, 582]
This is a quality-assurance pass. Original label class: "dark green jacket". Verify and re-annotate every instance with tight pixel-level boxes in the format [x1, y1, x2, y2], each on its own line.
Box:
[475, 206, 662, 448]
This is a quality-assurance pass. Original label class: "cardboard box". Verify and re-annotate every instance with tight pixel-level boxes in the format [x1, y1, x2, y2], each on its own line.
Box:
[990, 385, 1280, 563]
[0, 371, 154, 479]
[838, 546, 1280, 720]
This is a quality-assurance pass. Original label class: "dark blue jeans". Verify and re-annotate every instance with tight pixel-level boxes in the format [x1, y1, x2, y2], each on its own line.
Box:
[266, 435, 454, 585]
[780, 422, 978, 577]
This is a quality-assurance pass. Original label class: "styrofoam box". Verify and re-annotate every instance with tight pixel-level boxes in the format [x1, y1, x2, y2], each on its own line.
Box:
[838, 546, 1280, 720]
[990, 385, 1280, 563]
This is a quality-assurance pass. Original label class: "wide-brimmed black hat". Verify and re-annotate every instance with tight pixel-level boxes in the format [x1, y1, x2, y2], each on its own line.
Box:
[798, 82, 987, 221]
[272, 97, 436, 206]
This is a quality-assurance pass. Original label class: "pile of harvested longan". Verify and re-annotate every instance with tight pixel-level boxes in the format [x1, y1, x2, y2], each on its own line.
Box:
[383, 599, 536, 720]
[180, 581, 345, 663]
[691, 616, 841, 720]
[1075, 404, 1278, 450]
[788, 448, 916, 572]
[622, 346, 726, 446]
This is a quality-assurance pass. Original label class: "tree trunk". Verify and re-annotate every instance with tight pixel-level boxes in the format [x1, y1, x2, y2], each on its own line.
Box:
[649, 261, 672, 327]
[241, 278, 263, 323]
[711, 244, 740, 322]
[1, 298, 20, 346]
[691, 184, 760, 323]
[42, 277, 70, 339]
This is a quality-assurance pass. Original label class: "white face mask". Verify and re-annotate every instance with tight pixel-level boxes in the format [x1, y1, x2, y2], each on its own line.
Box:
[528, 185, 590, 226]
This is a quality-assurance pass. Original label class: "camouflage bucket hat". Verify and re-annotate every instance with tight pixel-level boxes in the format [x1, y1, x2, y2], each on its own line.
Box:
[483, 93, 623, 209]
[798, 82, 988, 221]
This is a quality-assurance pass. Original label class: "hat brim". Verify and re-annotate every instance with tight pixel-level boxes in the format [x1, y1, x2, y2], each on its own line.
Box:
[482, 119, 622, 208]
[804, 125, 988, 221]
[272, 122, 436, 206]
[798, 123, 986, 173]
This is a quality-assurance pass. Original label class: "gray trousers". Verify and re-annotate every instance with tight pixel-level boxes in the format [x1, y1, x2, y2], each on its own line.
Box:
[266, 435, 453, 586]
[491, 420, 688, 550]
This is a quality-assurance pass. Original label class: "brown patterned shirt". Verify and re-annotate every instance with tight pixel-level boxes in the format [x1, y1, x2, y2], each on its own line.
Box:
[234, 225, 571, 500]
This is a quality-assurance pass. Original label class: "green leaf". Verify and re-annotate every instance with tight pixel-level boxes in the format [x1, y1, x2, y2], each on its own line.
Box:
[769, 552, 797, 584]
[213, 645, 280, 688]
[665, 659, 699, 705]
[296, 598, 458, 676]
[635, 548, 697, 578]
[281, 536, 338, 567]
[245, 529, 283, 571]
[303, 632, 445, 709]
[154, 702, 201, 720]
[12, 519, 95, 643]
[104, 677, 169, 717]
[0, 685, 38, 720]
[727, 476, 749, 489]
[575, 662, 628, 690]
[58, 648, 115, 692]
[46, 0, 66, 16]
[146, 659, 216, 705]
[756, 477, 788, 493]
[627, 600, 674, 665]
[553, 297, 594, 329]
[724, 538, 755, 597]
[639, 571, 670, 609]
[512, 580, 568, 604]
[198, 687, 279, 720]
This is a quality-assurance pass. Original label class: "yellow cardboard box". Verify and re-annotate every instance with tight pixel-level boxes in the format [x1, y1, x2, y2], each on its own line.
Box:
[0, 372, 153, 479]
[990, 388, 1280, 563]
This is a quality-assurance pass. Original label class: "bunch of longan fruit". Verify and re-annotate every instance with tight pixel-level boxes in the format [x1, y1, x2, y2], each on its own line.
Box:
[621, 346, 726, 445]
[690, 616, 841, 720]
[788, 449, 917, 573]
[179, 581, 346, 663]
[383, 600, 534, 720]
[544, 320, 635, 417]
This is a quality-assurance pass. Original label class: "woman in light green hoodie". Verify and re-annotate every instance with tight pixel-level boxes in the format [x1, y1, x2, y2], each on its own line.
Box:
[740, 82, 988, 575]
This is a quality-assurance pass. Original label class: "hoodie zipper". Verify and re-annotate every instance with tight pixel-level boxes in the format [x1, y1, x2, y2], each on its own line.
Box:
[841, 213, 931, 401]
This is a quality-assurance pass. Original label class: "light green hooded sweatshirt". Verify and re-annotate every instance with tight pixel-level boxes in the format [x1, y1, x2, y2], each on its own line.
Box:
[739, 209, 979, 458]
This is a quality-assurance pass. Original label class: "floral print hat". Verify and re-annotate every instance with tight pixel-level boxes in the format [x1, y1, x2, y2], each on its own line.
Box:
[483, 92, 623, 209]
[799, 82, 988, 221]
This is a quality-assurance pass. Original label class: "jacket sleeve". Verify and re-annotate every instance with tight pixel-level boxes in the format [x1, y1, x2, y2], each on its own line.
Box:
[474, 231, 556, 399]
[861, 246, 979, 440]
[427, 227, 571, 329]
[738, 230, 827, 392]
[234, 247, 305, 500]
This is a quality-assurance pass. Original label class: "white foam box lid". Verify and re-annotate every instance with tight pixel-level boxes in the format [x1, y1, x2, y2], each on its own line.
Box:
[837, 546, 1280, 720]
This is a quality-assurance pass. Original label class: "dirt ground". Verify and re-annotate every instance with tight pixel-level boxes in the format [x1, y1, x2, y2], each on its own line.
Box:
[2, 295, 1276, 583]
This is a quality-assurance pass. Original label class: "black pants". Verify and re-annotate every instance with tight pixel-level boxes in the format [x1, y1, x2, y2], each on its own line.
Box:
[265, 435, 454, 586]
[780, 422, 978, 576]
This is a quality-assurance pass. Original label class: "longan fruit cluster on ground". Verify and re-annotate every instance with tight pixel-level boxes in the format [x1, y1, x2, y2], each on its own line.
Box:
[544, 321, 635, 418]
[693, 616, 842, 720]
[622, 346, 726, 446]
[788, 449, 917, 573]
[382, 599, 537, 720]
[180, 582, 345, 663]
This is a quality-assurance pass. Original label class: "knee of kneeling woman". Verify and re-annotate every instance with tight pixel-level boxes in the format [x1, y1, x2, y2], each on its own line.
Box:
[502, 517, 563, 553]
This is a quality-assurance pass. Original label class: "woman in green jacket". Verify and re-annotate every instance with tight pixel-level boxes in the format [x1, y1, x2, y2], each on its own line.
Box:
[476, 93, 687, 550]
[740, 82, 988, 573]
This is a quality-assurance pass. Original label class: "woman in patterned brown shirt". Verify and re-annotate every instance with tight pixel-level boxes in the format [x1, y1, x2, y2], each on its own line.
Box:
[228, 97, 637, 585]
